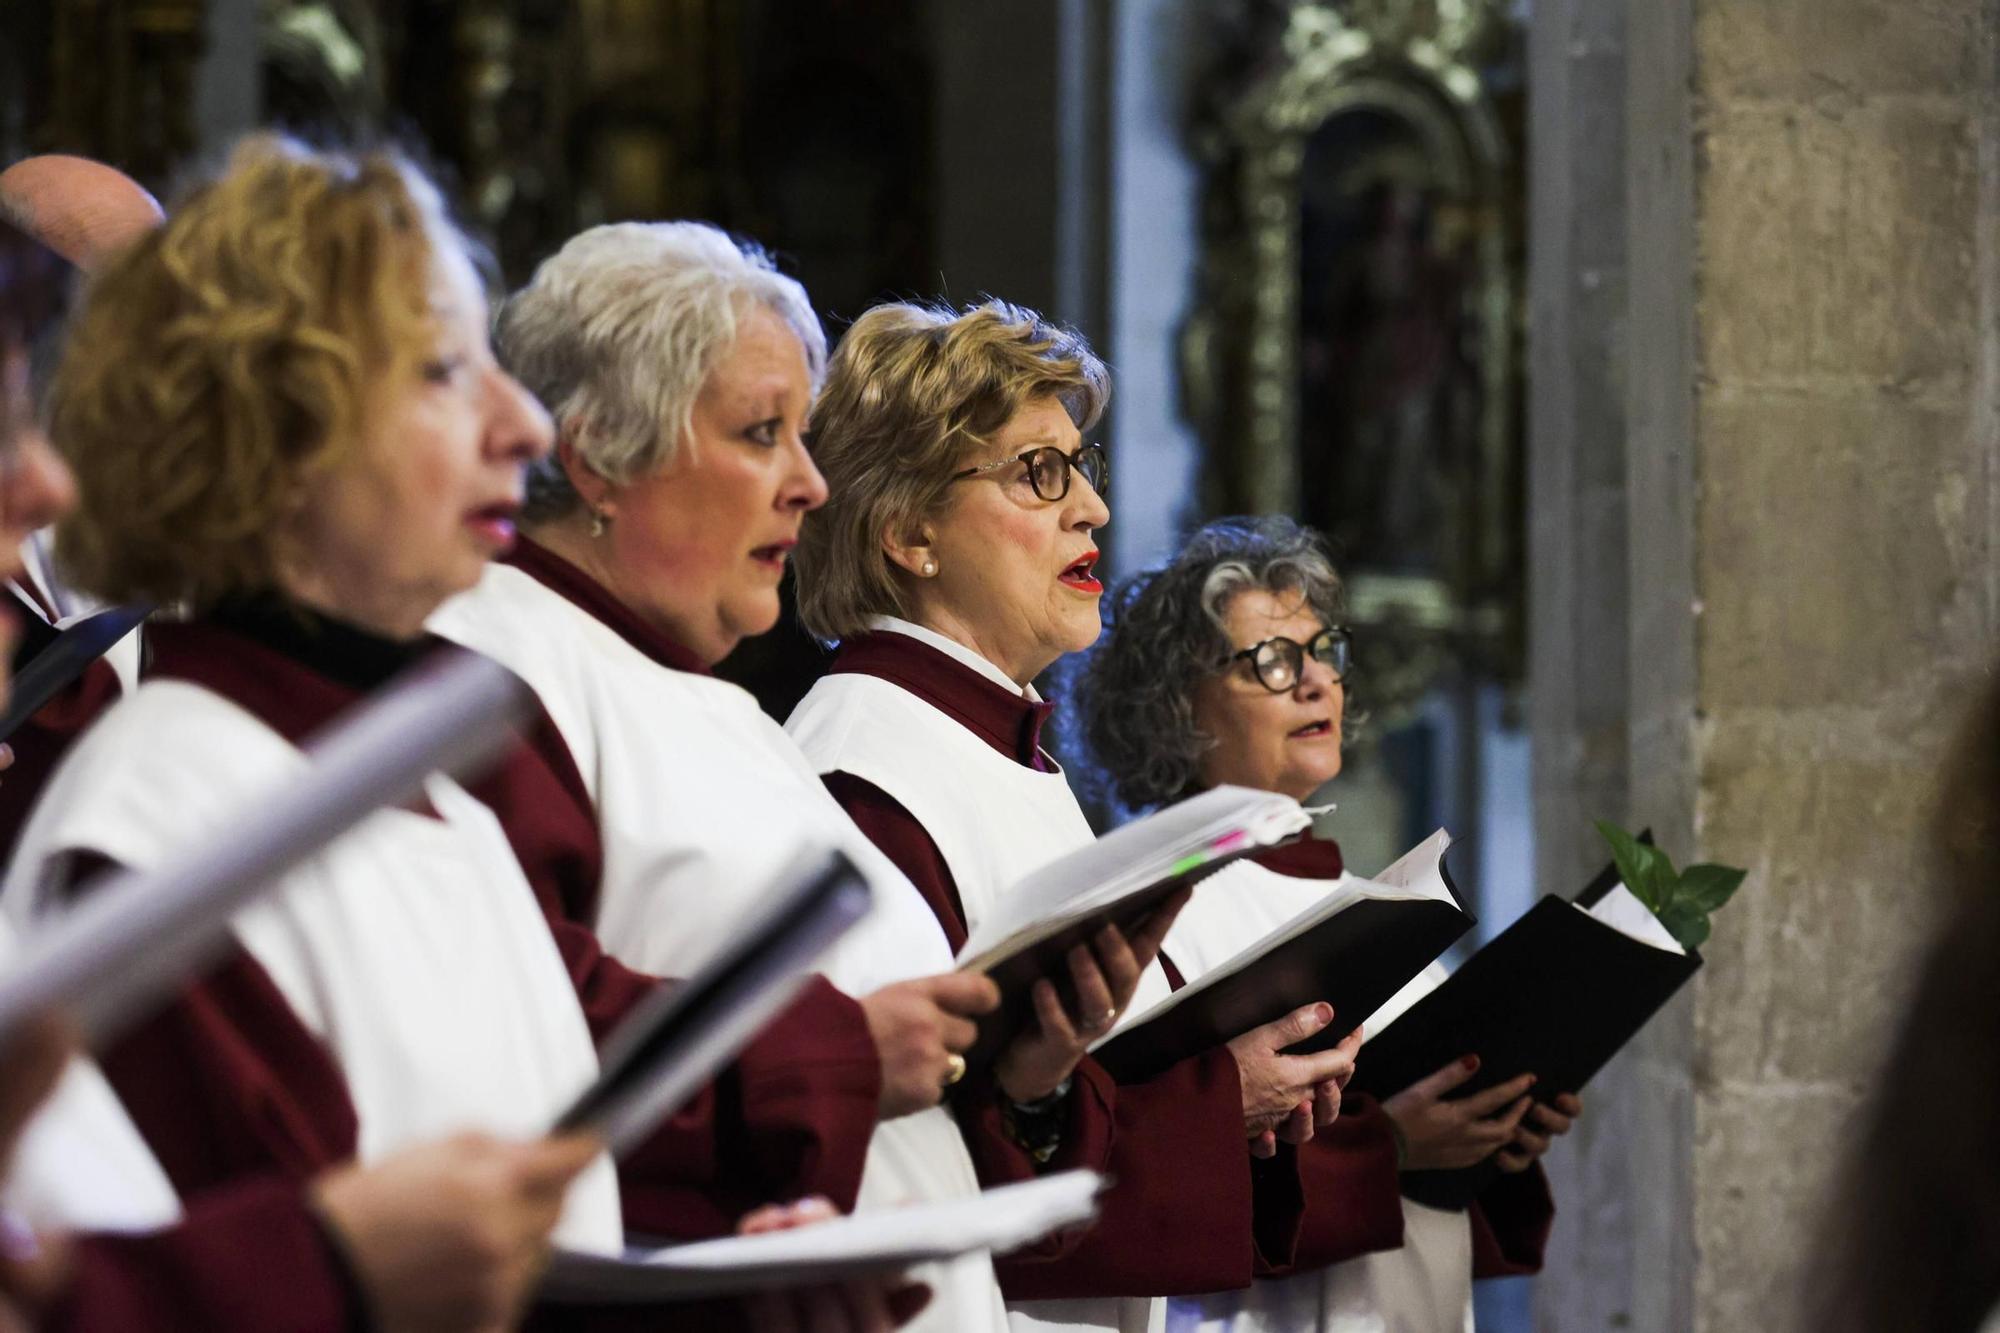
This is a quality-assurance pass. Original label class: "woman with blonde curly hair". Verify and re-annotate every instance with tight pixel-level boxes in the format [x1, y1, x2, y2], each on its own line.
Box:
[7, 121, 632, 1241]
[1, 138, 930, 1333]
[785, 299, 1366, 1333]
[0, 158, 610, 1333]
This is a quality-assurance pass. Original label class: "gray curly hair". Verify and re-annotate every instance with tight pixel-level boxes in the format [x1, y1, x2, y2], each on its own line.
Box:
[1072, 515, 1347, 814]
[495, 220, 827, 523]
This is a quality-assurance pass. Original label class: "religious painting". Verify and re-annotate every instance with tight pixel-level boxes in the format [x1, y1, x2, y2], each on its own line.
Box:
[1182, 0, 1526, 888]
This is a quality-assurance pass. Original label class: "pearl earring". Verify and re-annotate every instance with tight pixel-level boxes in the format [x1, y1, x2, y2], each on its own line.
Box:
[590, 509, 609, 539]
[921, 559, 938, 577]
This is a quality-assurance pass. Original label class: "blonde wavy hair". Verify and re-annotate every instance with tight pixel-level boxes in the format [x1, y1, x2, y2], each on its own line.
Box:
[50, 134, 460, 608]
[794, 299, 1109, 644]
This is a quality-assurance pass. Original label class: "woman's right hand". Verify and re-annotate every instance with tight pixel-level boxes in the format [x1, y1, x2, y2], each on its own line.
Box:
[860, 973, 1001, 1118]
[1226, 1002, 1357, 1151]
[310, 1131, 601, 1333]
[993, 888, 1191, 1104]
[738, 1197, 933, 1331]
[1381, 1056, 1538, 1171]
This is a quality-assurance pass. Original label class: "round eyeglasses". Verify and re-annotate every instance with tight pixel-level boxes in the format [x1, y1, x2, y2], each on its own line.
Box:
[1229, 626, 1352, 693]
[950, 442, 1109, 503]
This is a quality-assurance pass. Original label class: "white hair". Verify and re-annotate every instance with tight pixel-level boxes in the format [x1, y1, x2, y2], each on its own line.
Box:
[496, 220, 827, 519]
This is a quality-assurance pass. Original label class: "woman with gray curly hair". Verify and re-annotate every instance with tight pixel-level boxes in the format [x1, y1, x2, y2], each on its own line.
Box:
[1076, 515, 1580, 1333]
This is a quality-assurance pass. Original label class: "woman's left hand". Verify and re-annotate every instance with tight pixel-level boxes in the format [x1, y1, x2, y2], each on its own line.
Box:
[993, 888, 1191, 1104]
[1495, 1092, 1582, 1173]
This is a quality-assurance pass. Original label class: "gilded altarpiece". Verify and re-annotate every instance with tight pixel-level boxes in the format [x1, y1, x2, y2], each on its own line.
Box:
[1, 0, 938, 715]
[1185, 0, 1527, 881]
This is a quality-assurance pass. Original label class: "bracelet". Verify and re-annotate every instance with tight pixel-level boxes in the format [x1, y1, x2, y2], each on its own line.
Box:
[999, 1077, 1073, 1164]
[1005, 1077, 1072, 1116]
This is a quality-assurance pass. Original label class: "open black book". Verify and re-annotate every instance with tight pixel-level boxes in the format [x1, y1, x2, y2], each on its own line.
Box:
[0, 603, 148, 744]
[1346, 850, 1702, 1210]
[1089, 830, 1474, 1083]
[952, 786, 1311, 1073]
[553, 846, 871, 1156]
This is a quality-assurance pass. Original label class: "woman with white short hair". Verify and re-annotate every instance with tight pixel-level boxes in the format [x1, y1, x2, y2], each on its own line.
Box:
[433, 220, 1174, 1333]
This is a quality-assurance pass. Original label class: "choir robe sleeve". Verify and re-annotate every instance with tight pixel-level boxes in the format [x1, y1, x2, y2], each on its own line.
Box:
[475, 723, 882, 1238]
[60, 853, 359, 1196]
[1469, 1162, 1555, 1278]
[46, 1177, 360, 1333]
[1259, 1093, 1405, 1274]
[826, 770, 1302, 1296]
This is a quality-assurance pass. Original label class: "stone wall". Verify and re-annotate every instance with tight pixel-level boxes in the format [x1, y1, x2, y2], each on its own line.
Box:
[1530, 0, 2000, 1327]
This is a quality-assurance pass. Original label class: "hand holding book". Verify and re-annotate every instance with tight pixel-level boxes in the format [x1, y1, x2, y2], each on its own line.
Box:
[1232, 1001, 1359, 1157]
[1379, 1057, 1537, 1171]
[991, 887, 1190, 1105]
[955, 786, 1311, 1073]
[1493, 1090, 1580, 1174]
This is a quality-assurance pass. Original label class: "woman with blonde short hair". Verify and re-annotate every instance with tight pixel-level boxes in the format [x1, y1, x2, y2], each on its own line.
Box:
[1075, 515, 1573, 1332]
[786, 299, 1371, 1332]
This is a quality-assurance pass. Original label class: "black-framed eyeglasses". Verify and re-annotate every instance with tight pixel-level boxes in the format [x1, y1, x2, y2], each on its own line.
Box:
[1230, 626, 1352, 693]
[949, 442, 1109, 503]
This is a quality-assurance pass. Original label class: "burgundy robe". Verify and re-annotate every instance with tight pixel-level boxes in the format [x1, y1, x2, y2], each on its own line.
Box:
[818, 631, 1309, 1298]
[82, 603, 875, 1236]
[1232, 838, 1408, 1272]
[45, 1178, 359, 1333]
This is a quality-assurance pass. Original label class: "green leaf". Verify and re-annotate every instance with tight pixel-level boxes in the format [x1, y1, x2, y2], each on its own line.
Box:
[1634, 844, 1680, 912]
[1656, 901, 1711, 950]
[1594, 820, 1658, 908]
[1678, 863, 1747, 913]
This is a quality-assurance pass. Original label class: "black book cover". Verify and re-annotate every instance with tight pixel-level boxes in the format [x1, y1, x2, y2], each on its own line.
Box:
[1092, 890, 1473, 1083]
[962, 875, 1206, 1075]
[0, 603, 147, 743]
[1347, 868, 1700, 1210]
[555, 849, 872, 1153]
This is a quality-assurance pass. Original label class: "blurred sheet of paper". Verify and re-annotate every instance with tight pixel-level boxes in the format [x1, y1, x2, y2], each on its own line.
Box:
[0, 650, 532, 1046]
[542, 1170, 1105, 1303]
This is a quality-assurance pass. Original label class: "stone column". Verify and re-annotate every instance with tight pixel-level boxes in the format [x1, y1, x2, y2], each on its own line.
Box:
[1526, 0, 1668, 1324]
[1531, 0, 2000, 1327]
[1679, 1, 1998, 1327]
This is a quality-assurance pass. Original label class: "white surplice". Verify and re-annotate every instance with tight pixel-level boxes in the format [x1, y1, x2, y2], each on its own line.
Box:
[1159, 858, 1472, 1333]
[787, 618, 1179, 1333]
[431, 563, 1010, 1333]
[0, 920, 180, 1234]
[4, 1056, 181, 1233]
[0, 680, 624, 1254]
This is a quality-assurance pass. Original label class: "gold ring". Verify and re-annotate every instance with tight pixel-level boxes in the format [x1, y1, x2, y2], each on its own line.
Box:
[943, 1053, 967, 1086]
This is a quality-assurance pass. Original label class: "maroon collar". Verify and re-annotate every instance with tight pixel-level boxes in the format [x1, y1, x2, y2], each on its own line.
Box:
[143, 600, 443, 746]
[830, 630, 1057, 772]
[145, 626, 391, 748]
[504, 537, 711, 676]
[1249, 830, 1345, 881]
